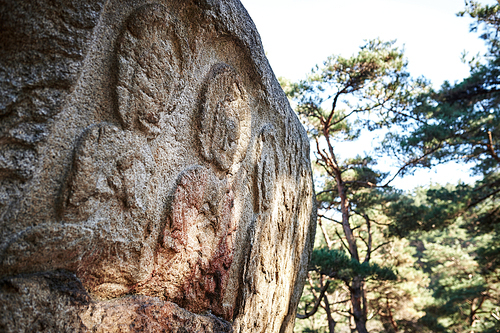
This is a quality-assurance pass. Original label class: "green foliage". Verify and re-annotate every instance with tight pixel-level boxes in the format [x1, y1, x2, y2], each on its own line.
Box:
[368, 238, 433, 333]
[293, 3, 500, 332]
[310, 247, 397, 282]
[381, 2, 500, 226]
[288, 38, 424, 333]
[384, 76, 500, 175]
[458, 1, 500, 57]
[409, 216, 500, 333]
[292, 38, 425, 139]
[378, 182, 500, 332]
[378, 6, 500, 331]
[386, 184, 467, 237]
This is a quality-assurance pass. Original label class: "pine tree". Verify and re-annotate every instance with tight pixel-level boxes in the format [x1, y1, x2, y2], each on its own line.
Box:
[379, 3, 500, 331]
[284, 39, 427, 333]
[387, 185, 500, 333]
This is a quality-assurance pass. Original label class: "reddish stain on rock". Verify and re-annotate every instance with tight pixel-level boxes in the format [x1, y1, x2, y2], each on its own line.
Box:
[137, 165, 235, 320]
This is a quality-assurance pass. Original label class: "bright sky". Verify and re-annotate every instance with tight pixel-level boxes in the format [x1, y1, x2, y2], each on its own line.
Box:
[240, 0, 493, 86]
[239, 0, 494, 190]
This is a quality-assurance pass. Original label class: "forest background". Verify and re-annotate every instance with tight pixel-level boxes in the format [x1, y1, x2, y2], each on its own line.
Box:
[240, 0, 500, 332]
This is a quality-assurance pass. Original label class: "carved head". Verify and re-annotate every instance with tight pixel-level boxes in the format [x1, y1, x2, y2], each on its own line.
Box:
[199, 63, 251, 171]
[254, 124, 279, 213]
[116, 3, 183, 138]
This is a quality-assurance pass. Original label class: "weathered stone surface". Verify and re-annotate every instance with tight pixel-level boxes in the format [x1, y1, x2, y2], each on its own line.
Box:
[0, 270, 232, 332]
[0, 0, 316, 332]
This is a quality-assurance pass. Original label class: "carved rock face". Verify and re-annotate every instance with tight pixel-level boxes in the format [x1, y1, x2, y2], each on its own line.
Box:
[199, 63, 251, 171]
[117, 3, 183, 138]
[0, 1, 316, 332]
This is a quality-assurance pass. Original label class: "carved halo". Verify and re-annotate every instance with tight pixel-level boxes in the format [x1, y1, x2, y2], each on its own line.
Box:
[116, 3, 183, 138]
[199, 63, 251, 171]
[254, 124, 280, 213]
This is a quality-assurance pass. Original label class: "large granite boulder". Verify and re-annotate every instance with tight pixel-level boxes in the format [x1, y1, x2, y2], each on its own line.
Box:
[0, 1, 316, 332]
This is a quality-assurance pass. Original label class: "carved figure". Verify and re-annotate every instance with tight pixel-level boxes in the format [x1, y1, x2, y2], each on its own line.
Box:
[62, 124, 156, 297]
[65, 2, 181, 218]
[1, 3, 185, 298]
[62, 3, 184, 297]
[254, 124, 280, 213]
[199, 63, 251, 171]
[116, 3, 183, 138]
[0, 1, 316, 331]
[141, 165, 235, 319]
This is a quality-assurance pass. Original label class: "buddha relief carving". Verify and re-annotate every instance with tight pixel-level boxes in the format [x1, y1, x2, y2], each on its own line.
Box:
[62, 3, 185, 297]
[0, 1, 316, 331]
[1, 3, 186, 299]
[254, 124, 280, 213]
[199, 63, 251, 172]
[139, 165, 235, 319]
[116, 3, 184, 138]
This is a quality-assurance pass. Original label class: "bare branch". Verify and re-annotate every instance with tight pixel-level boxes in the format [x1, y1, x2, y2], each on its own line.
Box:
[326, 86, 349, 128]
[296, 281, 331, 319]
[371, 241, 391, 254]
[315, 137, 338, 174]
[351, 209, 390, 227]
[316, 189, 337, 197]
[486, 130, 500, 163]
[319, 218, 334, 250]
[468, 188, 500, 209]
[335, 229, 351, 255]
[380, 144, 443, 187]
[318, 214, 343, 225]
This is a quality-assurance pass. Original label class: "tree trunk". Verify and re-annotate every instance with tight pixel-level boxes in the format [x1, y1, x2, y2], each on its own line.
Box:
[333, 169, 368, 333]
[387, 298, 398, 332]
[334, 169, 359, 262]
[321, 291, 337, 333]
[351, 276, 368, 333]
